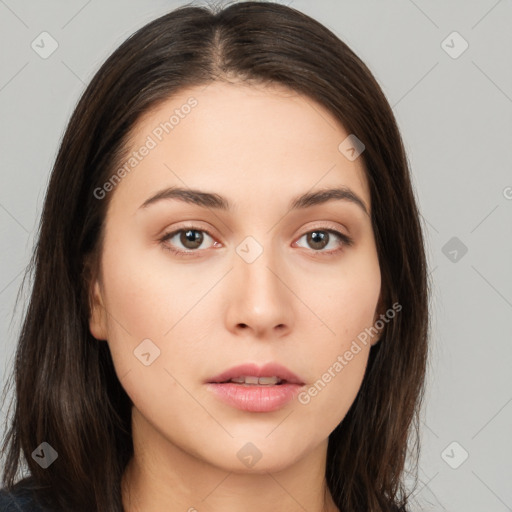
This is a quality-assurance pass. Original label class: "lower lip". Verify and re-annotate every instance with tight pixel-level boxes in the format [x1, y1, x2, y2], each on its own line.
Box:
[205, 382, 303, 412]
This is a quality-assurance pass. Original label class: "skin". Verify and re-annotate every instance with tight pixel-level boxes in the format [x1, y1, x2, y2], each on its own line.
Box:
[88, 81, 383, 512]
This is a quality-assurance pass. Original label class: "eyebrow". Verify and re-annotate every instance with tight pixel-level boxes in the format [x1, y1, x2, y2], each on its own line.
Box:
[139, 186, 369, 216]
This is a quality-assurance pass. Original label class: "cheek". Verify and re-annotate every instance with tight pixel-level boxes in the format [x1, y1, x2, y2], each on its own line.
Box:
[98, 231, 218, 383]
[306, 245, 381, 345]
[100, 229, 204, 339]
[295, 280, 376, 435]
[97, 233, 176, 367]
[300, 344, 369, 437]
[294, 248, 380, 423]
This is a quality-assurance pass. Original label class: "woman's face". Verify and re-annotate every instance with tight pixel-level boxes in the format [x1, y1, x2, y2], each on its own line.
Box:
[89, 81, 382, 473]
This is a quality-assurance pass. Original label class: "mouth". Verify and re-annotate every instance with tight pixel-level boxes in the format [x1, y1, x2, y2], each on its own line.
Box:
[205, 362, 305, 412]
[206, 362, 305, 386]
[217, 376, 288, 385]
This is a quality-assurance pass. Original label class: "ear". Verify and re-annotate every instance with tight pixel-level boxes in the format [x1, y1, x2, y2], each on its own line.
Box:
[370, 294, 386, 347]
[89, 278, 108, 341]
[83, 256, 108, 341]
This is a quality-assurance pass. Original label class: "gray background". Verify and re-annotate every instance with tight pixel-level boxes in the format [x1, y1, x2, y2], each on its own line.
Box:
[1, 0, 511, 510]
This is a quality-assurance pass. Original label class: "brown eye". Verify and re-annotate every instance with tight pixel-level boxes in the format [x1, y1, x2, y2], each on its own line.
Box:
[161, 228, 216, 254]
[295, 229, 352, 253]
[306, 231, 329, 250]
[179, 229, 204, 249]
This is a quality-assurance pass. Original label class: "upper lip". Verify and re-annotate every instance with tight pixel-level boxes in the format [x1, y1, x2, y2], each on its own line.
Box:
[206, 363, 305, 385]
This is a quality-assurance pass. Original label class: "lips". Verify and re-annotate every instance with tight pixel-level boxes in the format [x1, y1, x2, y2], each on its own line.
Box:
[206, 362, 305, 385]
[205, 362, 305, 412]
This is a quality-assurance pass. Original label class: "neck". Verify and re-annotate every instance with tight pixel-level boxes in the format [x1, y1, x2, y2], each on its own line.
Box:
[121, 408, 339, 512]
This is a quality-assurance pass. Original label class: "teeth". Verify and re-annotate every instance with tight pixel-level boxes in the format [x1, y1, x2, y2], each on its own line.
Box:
[229, 376, 282, 385]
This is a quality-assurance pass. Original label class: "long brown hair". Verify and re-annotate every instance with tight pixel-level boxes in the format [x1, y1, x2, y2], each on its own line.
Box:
[0, 2, 429, 511]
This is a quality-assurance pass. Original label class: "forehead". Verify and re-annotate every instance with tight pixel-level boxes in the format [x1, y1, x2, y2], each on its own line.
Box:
[109, 81, 371, 215]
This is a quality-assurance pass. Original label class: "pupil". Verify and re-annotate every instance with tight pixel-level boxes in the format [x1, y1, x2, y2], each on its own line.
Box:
[309, 231, 328, 250]
[182, 229, 203, 249]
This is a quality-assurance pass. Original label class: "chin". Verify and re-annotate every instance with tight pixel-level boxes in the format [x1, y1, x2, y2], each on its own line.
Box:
[204, 441, 308, 475]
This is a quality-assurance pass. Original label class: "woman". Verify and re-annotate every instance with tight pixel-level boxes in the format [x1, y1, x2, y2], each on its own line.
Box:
[0, 2, 429, 511]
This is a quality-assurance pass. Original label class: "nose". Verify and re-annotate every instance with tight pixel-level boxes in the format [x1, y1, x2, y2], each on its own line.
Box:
[224, 242, 295, 339]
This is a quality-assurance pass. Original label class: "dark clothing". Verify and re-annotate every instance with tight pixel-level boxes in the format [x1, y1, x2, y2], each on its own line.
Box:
[0, 478, 48, 511]
[1, 477, 411, 511]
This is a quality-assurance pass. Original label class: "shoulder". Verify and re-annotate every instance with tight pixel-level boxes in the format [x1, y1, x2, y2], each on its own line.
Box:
[0, 477, 48, 512]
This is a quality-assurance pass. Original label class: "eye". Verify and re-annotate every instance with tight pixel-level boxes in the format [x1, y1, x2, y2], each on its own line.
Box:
[160, 227, 218, 256]
[160, 226, 353, 257]
[294, 228, 353, 255]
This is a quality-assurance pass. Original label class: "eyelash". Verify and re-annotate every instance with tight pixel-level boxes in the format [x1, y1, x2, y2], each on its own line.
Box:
[159, 224, 353, 258]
